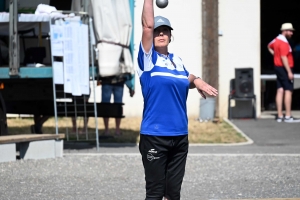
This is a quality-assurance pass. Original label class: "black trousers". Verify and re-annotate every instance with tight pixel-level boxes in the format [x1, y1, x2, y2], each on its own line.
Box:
[139, 134, 189, 200]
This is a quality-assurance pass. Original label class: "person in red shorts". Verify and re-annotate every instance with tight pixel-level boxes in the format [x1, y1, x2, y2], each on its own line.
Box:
[267, 23, 300, 123]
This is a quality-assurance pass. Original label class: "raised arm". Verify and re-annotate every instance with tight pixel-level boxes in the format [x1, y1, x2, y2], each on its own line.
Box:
[142, 0, 154, 53]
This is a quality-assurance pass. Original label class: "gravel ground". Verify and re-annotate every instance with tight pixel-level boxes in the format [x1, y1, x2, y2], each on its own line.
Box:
[0, 154, 299, 200]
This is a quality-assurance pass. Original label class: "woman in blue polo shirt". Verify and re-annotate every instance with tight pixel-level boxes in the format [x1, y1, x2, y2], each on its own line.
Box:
[138, 0, 218, 199]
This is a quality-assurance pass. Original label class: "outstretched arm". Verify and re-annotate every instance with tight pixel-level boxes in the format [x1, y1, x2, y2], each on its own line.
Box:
[142, 0, 154, 53]
[188, 74, 218, 99]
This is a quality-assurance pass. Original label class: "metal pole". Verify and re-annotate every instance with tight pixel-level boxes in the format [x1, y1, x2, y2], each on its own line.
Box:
[82, 0, 88, 12]
[64, 93, 69, 141]
[9, 0, 19, 76]
[83, 95, 89, 140]
[49, 18, 59, 135]
[89, 18, 99, 151]
[74, 97, 78, 140]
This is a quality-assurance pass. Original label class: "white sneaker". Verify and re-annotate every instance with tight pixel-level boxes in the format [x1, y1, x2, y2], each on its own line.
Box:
[284, 116, 300, 123]
[276, 116, 284, 122]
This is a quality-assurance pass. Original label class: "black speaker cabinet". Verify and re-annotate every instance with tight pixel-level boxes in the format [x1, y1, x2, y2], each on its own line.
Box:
[234, 68, 254, 98]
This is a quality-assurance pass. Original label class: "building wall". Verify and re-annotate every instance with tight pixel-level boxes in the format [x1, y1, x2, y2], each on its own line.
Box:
[122, 0, 203, 117]
[218, 0, 261, 118]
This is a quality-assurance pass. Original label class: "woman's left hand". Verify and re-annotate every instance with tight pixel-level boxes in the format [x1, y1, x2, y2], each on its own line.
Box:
[194, 78, 218, 99]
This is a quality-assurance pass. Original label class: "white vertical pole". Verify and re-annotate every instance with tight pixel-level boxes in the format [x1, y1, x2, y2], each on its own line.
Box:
[49, 18, 59, 135]
[89, 18, 99, 151]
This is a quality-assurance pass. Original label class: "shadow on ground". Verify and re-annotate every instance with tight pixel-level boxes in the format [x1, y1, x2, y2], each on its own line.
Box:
[64, 140, 138, 150]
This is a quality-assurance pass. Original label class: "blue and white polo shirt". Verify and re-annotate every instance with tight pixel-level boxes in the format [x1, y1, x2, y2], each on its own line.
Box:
[137, 43, 190, 136]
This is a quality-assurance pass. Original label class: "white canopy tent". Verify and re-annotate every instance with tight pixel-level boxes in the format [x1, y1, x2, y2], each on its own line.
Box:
[90, 0, 134, 77]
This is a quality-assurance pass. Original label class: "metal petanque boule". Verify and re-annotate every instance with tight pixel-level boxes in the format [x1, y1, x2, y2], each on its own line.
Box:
[156, 0, 168, 8]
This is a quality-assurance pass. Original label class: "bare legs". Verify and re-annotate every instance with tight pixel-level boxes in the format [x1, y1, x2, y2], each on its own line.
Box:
[276, 87, 292, 117]
[32, 115, 50, 134]
[103, 117, 109, 135]
[284, 90, 292, 117]
[115, 118, 121, 135]
[72, 117, 89, 134]
[103, 117, 122, 135]
[276, 88, 284, 117]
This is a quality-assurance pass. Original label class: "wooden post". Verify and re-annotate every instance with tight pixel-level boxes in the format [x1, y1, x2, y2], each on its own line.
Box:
[202, 0, 219, 117]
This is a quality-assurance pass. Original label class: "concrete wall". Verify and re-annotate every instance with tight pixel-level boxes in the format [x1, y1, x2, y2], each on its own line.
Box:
[122, 0, 203, 117]
[218, 0, 261, 118]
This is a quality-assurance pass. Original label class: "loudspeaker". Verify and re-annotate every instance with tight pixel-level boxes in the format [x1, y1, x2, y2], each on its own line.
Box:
[234, 68, 254, 98]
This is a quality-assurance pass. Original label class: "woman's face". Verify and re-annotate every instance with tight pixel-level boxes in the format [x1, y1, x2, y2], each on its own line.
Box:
[153, 26, 171, 48]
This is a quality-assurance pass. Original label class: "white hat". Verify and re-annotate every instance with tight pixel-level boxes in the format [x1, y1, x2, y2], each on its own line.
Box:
[280, 23, 295, 31]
